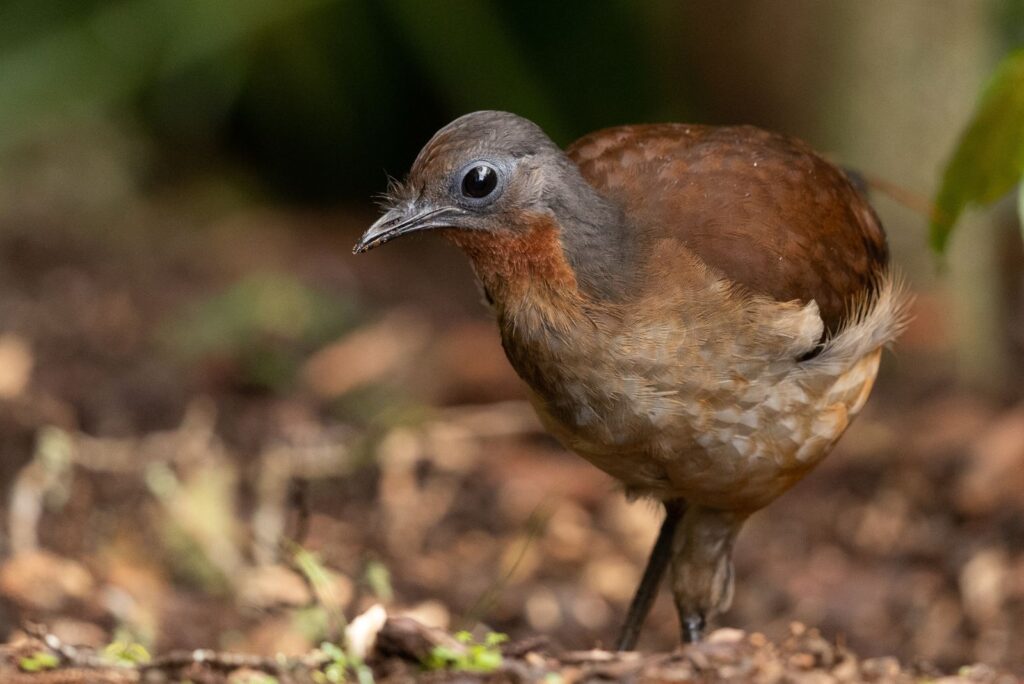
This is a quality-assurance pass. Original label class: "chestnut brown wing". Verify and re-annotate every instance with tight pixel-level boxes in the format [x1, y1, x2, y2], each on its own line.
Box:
[566, 124, 889, 334]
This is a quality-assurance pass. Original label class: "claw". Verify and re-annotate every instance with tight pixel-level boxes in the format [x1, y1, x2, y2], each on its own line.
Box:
[682, 612, 705, 643]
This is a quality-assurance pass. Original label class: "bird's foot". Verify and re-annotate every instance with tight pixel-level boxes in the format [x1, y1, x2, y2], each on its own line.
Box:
[681, 612, 706, 644]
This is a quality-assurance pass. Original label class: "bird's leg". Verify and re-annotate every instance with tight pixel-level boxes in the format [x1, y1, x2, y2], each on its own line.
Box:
[614, 499, 686, 651]
[669, 506, 746, 644]
[681, 612, 706, 644]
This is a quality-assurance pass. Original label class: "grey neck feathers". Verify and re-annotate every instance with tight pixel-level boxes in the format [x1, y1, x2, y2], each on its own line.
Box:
[544, 160, 635, 302]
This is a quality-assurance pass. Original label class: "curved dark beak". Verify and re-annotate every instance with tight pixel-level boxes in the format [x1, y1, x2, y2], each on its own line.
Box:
[353, 204, 462, 254]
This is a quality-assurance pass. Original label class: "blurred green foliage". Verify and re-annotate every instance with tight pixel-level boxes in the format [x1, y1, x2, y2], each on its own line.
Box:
[145, 458, 239, 593]
[931, 49, 1024, 252]
[2, 0, 1021, 242]
[166, 273, 358, 389]
[101, 633, 152, 666]
[425, 630, 507, 673]
[998, 0, 1024, 46]
[363, 558, 393, 604]
[318, 641, 374, 684]
[0, 0, 677, 201]
[0, 0, 331, 150]
[17, 652, 59, 673]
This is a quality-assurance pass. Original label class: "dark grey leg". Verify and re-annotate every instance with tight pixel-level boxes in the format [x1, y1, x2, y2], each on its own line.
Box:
[614, 499, 686, 651]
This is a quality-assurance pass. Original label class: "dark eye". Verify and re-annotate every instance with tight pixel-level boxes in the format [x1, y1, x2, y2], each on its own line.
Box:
[461, 164, 498, 199]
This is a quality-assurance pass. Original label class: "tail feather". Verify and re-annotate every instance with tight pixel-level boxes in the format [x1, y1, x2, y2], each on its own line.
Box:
[814, 269, 913, 367]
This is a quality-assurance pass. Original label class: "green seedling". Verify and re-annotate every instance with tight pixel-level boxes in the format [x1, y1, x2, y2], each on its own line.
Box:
[425, 631, 507, 673]
[315, 641, 374, 684]
[102, 638, 152, 666]
[291, 545, 347, 640]
[19, 651, 59, 672]
[363, 560, 393, 604]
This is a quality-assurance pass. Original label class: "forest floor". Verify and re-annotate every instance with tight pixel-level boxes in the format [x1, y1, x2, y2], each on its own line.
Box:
[0, 617, 1019, 683]
[0, 192, 1021, 682]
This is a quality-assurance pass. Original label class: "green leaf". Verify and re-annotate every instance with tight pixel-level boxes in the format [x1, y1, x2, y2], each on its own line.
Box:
[364, 560, 393, 604]
[354, 661, 376, 684]
[19, 651, 59, 672]
[930, 49, 1024, 253]
[102, 639, 152, 665]
[319, 641, 346, 663]
[423, 633, 505, 673]
[430, 646, 461, 663]
[468, 647, 502, 672]
[483, 632, 508, 647]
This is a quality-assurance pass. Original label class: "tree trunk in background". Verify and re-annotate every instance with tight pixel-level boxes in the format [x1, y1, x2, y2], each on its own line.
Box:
[821, 0, 1015, 393]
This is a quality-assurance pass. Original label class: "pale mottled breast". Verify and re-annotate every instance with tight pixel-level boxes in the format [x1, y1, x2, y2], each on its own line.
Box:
[520, 319, 884, 510]
[500, 266, 906, 510]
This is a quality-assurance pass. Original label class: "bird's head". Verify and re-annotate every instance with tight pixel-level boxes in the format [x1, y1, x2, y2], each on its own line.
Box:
[354, 110, 575, 255]
[355, 111, 632, 305]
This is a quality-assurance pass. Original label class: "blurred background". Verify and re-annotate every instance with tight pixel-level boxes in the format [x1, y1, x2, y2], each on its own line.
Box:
[0, 0, 1022, 675]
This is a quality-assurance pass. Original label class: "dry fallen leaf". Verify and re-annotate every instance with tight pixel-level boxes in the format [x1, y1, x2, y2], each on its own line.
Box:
[302, 310, 430, 398]
[346, 603, 388, 659]
[0, 550, 94, 611]
[956, 406, 1024, 515]
[0, 333, 33, 398]
[960, 549, 1009, 627]
[236, 564, 313, 610]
